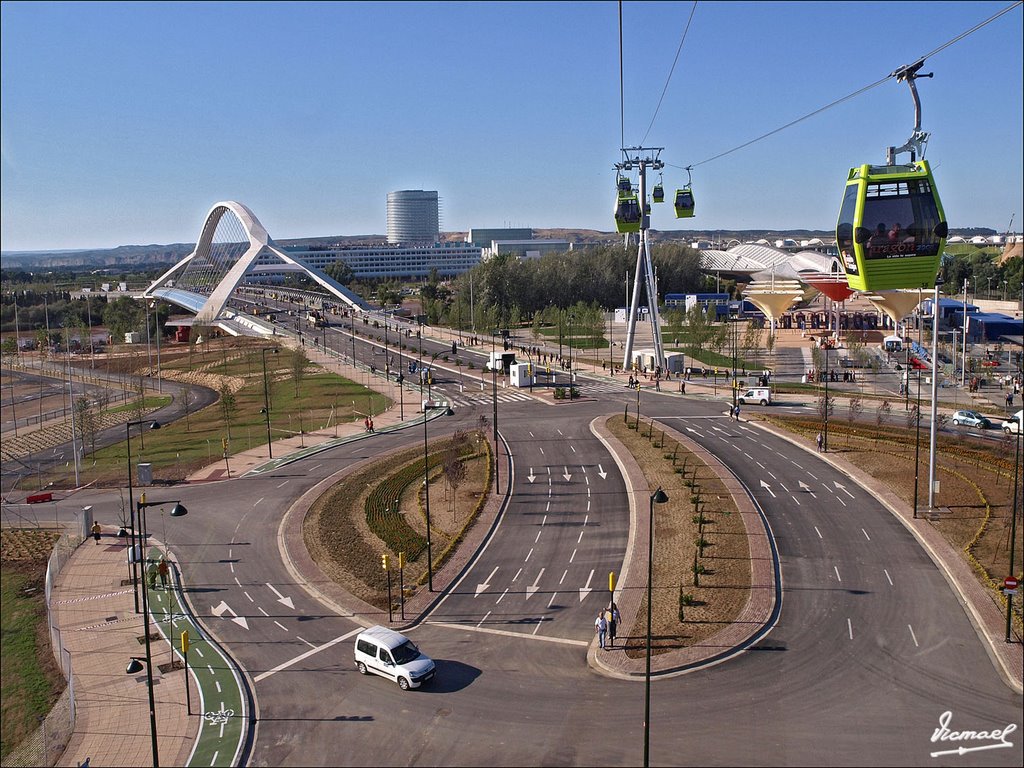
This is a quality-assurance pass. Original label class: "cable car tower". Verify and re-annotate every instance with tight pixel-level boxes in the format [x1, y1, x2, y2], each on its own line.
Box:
[618, 146, 666, 373]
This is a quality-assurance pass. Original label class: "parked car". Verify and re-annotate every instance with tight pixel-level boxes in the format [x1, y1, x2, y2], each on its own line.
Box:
[951, 410, 991, 429]
[1002, 410, 1023, 435]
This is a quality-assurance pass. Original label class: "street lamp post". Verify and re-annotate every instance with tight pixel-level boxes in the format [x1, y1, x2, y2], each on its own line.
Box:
[129, 496, 187, 768]
[822, 344, 830, 452]
[126, 419, 160, 612]
[260, 347, 278, 459]
[643, 487, 669, 768]
[421, 395, 450, 592]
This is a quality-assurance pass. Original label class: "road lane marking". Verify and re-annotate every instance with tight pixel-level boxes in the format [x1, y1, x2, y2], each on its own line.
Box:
[791, 495, 800, 506]
[569, 548, 577, 563]
[496, 589, 509, 604]
[908, 624, 919, 647]
[834, 565, 842, 582]
[244, 591, 253, 602]
[274, 620, 288, 632]
[559, 570, 567, 584]
[525, 548, 534, 562]
[296, 636, 317, 649]
[276, 480, 289, 488]
[847, 618, 854, 640]
[535, 530, 543, 543]
[814, 526, 822, 539]
[512, 568, 522, 582]
[252, 627, 363, 682]
[477, 611, 491, 628]
[547, 592, 558, 607]
[258, 607, 269, 617]
[884, 569, 894, 586]
[254, 498, 263, 506]
[807, 472, 818, 480]
[428, 621, 588, 647]
[862, 528, 871, 541]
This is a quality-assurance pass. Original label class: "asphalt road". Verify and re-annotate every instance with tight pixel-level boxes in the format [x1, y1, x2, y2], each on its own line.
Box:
[4, 316, 1021, 766]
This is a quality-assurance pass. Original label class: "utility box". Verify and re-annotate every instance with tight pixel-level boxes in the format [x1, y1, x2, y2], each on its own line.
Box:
[486, 351, 517, 372]
[124, 331, 142, 344]
[509, 363, 534, 388]
[663, 352, 686, 373]
[137, 463, 153, 485]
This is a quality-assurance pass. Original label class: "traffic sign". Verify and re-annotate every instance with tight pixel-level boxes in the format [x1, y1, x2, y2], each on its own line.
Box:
[1004, 576, 1019, 590]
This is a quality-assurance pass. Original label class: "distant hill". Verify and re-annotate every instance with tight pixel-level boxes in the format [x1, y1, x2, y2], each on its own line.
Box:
[1, 226, 1000, 270]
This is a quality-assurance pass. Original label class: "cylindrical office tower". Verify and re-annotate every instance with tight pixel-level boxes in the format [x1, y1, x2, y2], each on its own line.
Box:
[387, 190, 440, 245]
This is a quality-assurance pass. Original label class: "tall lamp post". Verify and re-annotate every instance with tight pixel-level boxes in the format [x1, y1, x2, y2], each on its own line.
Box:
[643, 487, 669, 768]
[421, 398, 451, 592]
[128, 495, 187, 768]
[822, 344, 830, 452]
[260, 347, 278, 459]
[126, 419, 160, 612]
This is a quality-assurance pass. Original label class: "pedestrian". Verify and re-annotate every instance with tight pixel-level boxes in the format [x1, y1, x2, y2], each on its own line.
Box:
[680, 380, 686, 394]
[1007, 391, 1014, 409]
[146, 562, 158, 590]
[733, 403, 741, 421]
[595, 611, 607, 650]
[157, 558, 169, 589]
[368, 418, 374, 433]
[607, 604, 619, 648]
[816, 432, 824, 452]
[364, 416, 370, 432]
[91, 520, 102, 545]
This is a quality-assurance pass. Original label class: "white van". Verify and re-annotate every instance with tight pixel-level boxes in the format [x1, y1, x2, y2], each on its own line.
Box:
[354, 625, 435, 690]
[737, 387, 772, 406]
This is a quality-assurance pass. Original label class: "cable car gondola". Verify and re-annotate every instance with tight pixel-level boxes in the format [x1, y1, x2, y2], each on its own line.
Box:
[614, 192, 642, 233]
[674, 187, 695, 218]
[652, 174, 665, 203]
[674, 166, 695, 218]
[836, 161, 946, 292]
[616, 175, 632, 194]
[835, 60, 947, 293]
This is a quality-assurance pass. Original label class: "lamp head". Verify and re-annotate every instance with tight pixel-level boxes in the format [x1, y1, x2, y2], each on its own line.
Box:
[126, 657, 145, 674]
[652, 488, 669, 504]
[149, 421, 161, 431]
[169, 503, 188, 518]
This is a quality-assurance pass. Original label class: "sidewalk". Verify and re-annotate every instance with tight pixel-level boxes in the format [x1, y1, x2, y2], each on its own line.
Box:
[51, 530, 197, 767]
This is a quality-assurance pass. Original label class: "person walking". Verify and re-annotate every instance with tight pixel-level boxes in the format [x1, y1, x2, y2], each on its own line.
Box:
[816, 432, 824, 452]
[157, 558, 170, 589]
[91, 520, 102, 545]
[607, 604, 620, 648]
[595, 611, 608, 650]
[733, 404, 741, 421]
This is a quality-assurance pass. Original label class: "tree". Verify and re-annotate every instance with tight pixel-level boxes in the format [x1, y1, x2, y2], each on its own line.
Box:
[291, 347, 309, 396]
[219, 381, 237, 440]
[325, 260, 355, 286]
[103, 295, 143, 340]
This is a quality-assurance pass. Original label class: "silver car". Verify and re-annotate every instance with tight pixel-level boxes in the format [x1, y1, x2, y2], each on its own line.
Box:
[951, 410, 991, 429]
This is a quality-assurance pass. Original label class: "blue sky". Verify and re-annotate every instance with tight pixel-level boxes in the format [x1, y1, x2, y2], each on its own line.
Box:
[2, 1, 1021, 251]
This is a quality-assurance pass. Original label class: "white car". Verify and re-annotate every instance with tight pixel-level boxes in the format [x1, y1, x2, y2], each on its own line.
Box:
[354, 625, 435, 690]
[1002, 410, 1023, 435]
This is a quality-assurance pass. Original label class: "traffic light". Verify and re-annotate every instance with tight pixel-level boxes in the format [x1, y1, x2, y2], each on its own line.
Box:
[221, 437, 228, 452]
[398, 552, 405, 569]
[381, 554, 389, 571]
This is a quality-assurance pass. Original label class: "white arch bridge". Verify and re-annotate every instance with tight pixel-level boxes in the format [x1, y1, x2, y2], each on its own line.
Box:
[143, 201, 369, 336]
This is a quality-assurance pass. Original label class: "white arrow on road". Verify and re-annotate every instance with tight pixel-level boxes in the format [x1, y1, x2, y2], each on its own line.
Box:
[526, 568, 545, 599]
[527, 468, 536, 483]
[579, 569, 595, 603]
[476, 566, 499, 597]
[266, 583, 295, 610]
[711, 425, 725, 433]
[798, 480, 816, 497]
[563, 466, 572, 482]
[597, 464, 608, 480]
[760, 479, 776, 498]
[686, 427, 700, 435]
[211, 600, 249, 630]
[834, 480, 855, 498]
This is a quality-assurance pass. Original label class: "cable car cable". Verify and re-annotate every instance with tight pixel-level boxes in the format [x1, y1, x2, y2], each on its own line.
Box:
[665, 0, 1021, 171]
[640, 1, 699, 146]
[619, 0, 625, 160]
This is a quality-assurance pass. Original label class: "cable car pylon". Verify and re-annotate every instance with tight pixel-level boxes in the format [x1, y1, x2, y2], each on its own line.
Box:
[618, 146, 666, 374]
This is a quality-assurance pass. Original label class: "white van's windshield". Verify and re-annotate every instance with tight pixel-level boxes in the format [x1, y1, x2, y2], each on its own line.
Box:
[392, 640, 420, 665]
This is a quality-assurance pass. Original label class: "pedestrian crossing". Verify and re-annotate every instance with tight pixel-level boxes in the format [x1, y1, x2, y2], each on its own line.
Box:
[439, 388, 536, 408]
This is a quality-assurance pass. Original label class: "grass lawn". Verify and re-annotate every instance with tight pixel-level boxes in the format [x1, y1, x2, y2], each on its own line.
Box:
[1, 530, 64, 761]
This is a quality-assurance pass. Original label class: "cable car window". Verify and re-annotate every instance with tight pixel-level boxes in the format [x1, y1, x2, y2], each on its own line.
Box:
[861, 179, 941, 260]
[837, 184, 859, 275]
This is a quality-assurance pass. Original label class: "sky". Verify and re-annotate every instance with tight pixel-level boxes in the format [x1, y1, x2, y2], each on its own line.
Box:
[1, 1, 1022, 252]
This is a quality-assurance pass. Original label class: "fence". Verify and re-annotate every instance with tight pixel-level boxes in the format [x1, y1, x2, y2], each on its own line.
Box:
[1, 512, 88, 768]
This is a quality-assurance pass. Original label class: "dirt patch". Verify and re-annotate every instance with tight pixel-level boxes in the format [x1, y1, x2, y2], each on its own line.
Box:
[607, 415, 749, 656]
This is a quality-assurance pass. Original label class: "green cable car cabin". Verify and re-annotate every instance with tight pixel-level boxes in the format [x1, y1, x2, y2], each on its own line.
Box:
[835, 160, 947, 292]
[674, 187, 695, 218]
[652, 184, 665, 203]
[614, 192, 642, 233]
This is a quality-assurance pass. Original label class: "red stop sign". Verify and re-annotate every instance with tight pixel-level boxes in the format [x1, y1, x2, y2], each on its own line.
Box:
[1006, 576, 1019, 590]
